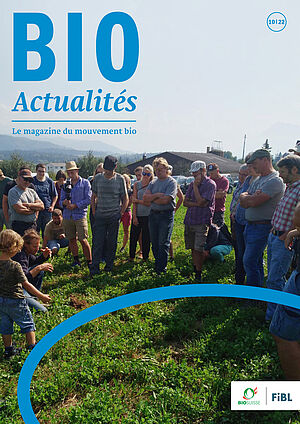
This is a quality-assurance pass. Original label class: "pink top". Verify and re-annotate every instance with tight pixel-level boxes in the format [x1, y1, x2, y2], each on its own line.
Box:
[210, 176, 229, 212]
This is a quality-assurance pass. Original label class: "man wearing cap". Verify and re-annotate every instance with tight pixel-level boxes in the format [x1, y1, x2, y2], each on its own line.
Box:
[183, 161, 216, 281]
[207, 163, 229, 227]
[239, 149, 285, 288]
[2, 167, 36, 229]
[0, 169, 12, 231]
[90, 155, 128, 275]
[7, 169, 44, 236]
[60, 161, 92, 267]
[265, 155, 300, 321]
[33, 163, 58, 238]
[42, 209, 69, 255]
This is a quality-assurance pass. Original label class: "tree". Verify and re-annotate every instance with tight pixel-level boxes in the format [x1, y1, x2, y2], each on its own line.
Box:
[262, 139, 272, 152]
[0, 153, 33, 178]
[224, 151, 237, 161]
[76, 152, 103, 178]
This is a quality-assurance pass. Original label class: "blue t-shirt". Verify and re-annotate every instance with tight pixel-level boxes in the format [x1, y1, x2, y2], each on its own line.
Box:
[33, 177, 57, 210]
[148, 176, 177, 211]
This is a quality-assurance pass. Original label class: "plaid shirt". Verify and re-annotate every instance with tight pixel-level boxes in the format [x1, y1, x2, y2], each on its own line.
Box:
[272, 180, 300, 231]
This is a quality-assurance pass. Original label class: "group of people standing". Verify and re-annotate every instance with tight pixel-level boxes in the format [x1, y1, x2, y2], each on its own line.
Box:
[1, 147, 300, 381]
[229, 148, 300, 380]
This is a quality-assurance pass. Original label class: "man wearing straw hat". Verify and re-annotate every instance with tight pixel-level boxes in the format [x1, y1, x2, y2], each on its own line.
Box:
[60, 161, 92, 268]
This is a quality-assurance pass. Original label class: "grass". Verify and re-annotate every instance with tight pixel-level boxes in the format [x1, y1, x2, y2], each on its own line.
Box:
[1, 195, 300, 423]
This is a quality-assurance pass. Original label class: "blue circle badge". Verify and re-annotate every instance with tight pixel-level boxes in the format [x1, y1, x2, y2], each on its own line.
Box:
[267, 12, 287, 32]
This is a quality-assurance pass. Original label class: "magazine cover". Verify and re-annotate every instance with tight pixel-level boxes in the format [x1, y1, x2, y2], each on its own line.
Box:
[1, 1, 300, 423]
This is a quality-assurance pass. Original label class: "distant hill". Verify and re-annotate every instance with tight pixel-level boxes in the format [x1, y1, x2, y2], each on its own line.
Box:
[0, 134, 140, 164]
[0, 134, 125, 153]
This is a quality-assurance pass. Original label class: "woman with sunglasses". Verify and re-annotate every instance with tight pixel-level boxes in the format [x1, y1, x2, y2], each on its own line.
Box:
[129, 165, 154, 261]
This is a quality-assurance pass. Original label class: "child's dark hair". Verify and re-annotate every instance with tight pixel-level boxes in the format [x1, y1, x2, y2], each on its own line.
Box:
[0, 230, 23, 255]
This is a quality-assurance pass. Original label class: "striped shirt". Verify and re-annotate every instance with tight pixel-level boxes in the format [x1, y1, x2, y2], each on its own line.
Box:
[272, 180, 300, 231]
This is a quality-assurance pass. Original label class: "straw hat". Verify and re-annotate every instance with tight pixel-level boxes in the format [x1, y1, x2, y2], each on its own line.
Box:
[66, 161, 80, 171]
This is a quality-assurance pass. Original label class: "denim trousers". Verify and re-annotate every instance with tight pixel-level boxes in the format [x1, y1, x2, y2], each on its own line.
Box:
[243, 222, 272, 287]
[148, 210, 174, 273]
[129, 216, 150, 260]
[36, 210, 52, 237]
[24, 266, 46, 312]
[91, 213, 120, 272]
[265, 232, 294, 321]
[47, 238, 69, 252]
[233, 221, 246, 284]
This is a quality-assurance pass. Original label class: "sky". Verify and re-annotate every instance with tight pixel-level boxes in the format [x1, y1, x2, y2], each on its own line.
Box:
[1, 0, 300, 157]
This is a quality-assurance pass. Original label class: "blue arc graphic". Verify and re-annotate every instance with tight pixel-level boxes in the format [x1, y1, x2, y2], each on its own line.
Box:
[18, 284, 300, 423]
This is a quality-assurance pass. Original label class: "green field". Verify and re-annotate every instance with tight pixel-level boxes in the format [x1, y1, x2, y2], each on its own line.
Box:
[1, 196, 300, 423]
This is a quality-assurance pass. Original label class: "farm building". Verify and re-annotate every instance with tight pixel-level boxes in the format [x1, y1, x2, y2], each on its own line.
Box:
[127, 151, 241, 176]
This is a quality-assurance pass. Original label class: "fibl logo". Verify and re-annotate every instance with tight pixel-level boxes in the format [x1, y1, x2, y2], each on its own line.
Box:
[272, 393, 293, 402]
[238, 387, 260, 405]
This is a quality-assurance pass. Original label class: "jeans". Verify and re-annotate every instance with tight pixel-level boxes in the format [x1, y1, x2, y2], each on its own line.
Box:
[265, 232, 294, 321]
[24, 266, 47, 312]
[90, 213, 120, 273]
[148, 210, 174, 273]
[269, 271, 300, 341]
[0, 297, 35, 334]
[47, 238, 69, 252]
[23, 289, 47, 313]
[37, 210, 52, 238]
[129, 216, 150, 260]
[233, 221, 246, 284]
[243, 222, 272, 287]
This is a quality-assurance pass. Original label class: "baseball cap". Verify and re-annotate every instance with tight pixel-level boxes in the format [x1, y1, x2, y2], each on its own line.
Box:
[104, 155, 118, 171]
[246, 149, 271, 164]
[207, 163, 219, 172]
[19, 169, 34, 181]
[189, 161, 206, 173]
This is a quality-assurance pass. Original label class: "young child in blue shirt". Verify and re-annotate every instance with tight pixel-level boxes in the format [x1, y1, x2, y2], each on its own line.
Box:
[0, 229, 51, 359]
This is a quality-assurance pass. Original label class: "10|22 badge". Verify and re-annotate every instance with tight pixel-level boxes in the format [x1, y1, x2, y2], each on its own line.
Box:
[267, 12, 287, 32]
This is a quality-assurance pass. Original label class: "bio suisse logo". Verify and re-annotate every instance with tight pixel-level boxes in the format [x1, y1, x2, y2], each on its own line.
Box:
[243, 387, 257, 400]
[238, 387, 260, 406]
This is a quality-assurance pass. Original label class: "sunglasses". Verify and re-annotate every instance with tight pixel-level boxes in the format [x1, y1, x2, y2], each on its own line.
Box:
[21, 177, 32, 183]
[142, 172, 151, 176]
